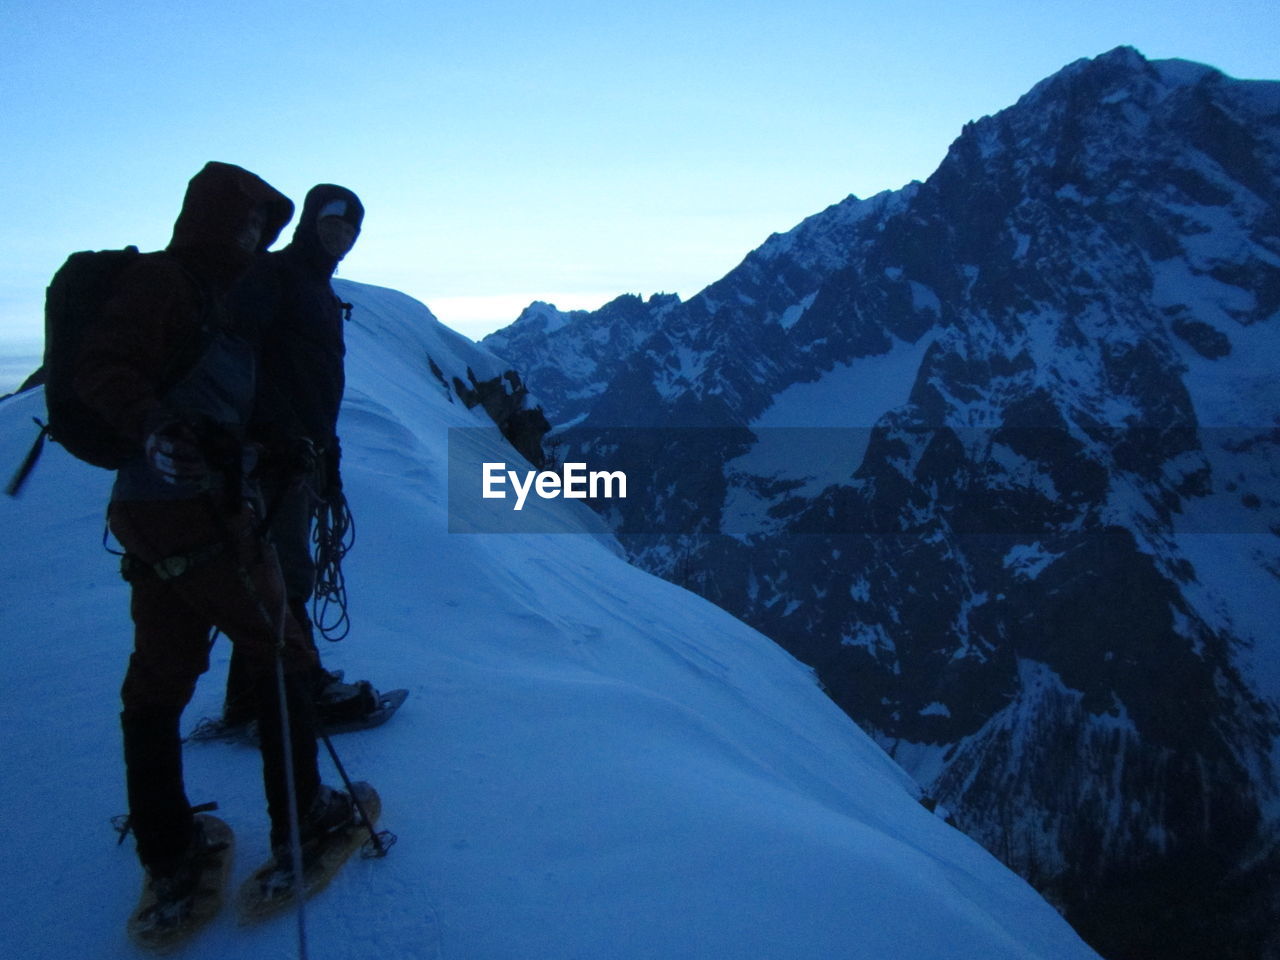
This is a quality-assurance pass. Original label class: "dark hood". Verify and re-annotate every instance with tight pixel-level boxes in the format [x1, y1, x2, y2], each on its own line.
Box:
[287, 183, 364, 277]
[168, 161, 294, 288]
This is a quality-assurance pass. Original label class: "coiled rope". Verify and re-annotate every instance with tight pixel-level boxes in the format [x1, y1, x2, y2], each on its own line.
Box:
[311, 491, 354, 642]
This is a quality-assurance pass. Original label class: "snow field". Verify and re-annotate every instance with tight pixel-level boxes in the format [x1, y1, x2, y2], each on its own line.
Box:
[0, 281, 1099, 958]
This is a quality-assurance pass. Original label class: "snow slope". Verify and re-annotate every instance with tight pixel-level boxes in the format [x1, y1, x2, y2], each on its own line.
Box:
[0, 280, 1097, 959]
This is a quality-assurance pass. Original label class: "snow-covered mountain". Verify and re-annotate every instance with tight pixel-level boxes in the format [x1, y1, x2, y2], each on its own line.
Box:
[0, 281, 1099, 958]
[484, 48, 1280, 959]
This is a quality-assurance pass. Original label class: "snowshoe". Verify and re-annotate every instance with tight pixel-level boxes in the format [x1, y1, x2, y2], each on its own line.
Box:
[187, 687, 408, 745]
[127, 812, 234, 953]
[320, 687, 409, 736]
[237, 781, 382, 923]
[185, 715, 256, 745]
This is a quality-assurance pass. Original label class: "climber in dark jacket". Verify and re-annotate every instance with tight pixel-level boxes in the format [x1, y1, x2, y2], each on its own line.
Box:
[250, 183, 360, 473]
[75, 162, 358, 914]
[222, 183, 379, 728]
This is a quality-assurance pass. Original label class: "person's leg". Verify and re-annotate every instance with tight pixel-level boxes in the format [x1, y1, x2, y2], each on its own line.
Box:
[114, 498, 324, 855]
[111, 505, 215, 877]
[177, 503, 322, 844]
[268, 482, 318, 607]
[225, 480, 328, 721]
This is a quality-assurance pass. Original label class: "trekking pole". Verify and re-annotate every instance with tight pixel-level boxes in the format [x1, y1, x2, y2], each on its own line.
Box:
[225, 505, 310, 959]
[191, 489, 310, 960]
[272, 595, 311, 960]
[318, 730, 394, 858]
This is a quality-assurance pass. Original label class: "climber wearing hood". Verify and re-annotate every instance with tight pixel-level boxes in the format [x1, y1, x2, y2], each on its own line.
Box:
[247, 183, 364, 461]
[219, 183, 382, 732]
[75, 163, 360, 924]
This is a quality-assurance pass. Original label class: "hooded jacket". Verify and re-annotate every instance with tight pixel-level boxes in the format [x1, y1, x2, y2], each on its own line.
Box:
[243, 184, 364, 453]
[75, 161, 293, 496]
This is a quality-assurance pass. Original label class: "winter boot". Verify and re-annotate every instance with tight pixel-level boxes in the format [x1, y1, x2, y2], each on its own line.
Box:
[271, 783, 355, 865]
[316, 677, 378, 727]
[132, 814, 233, 937]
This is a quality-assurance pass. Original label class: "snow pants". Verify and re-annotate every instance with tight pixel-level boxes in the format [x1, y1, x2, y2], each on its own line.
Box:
[267, 479, 319, 603]
[109, 497, 322, 876]
[222, 476, 325, 725]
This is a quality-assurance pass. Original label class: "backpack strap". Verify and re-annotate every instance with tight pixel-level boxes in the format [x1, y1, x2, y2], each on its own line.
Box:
[158, 255, 218, 394]
[5, 419, 50, 498]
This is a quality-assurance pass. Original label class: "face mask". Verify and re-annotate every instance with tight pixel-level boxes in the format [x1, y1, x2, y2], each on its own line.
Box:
[317, 216, 358, 259]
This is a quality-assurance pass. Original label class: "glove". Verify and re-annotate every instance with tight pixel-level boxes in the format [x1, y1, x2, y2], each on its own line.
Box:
[288, 435, 318, 475]
[144, 419, 208, 484]
[275, 435, 317, 493]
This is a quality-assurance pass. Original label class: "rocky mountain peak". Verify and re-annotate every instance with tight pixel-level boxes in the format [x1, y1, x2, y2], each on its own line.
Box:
[483, 48, 1280, 960]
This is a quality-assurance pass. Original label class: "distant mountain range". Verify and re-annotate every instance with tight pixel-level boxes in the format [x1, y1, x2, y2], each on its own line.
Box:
[485, 48, 1280, 960]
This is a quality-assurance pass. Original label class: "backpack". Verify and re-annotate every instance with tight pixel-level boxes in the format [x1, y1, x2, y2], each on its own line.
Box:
[44, 246, 148, 468]
[7, 246, 205, 496]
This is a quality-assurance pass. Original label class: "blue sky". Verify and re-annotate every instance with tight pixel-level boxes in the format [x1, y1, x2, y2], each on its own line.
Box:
[2, 0, 1277, 390]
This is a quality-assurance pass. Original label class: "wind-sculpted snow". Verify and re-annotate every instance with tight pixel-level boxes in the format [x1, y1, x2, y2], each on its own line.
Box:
[0, 281, 1099, 958]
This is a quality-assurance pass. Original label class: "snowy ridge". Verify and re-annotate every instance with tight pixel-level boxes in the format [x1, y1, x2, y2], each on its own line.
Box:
[0, 282, 1097, 958]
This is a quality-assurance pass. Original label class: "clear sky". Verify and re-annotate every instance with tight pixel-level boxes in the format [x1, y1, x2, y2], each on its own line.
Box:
[2, 0, 1277, 390]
